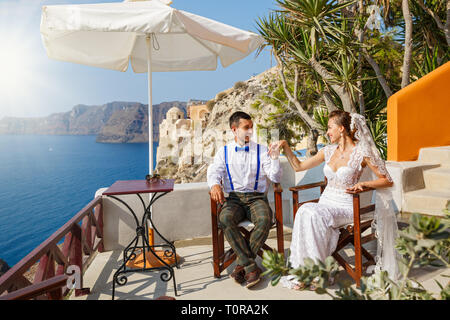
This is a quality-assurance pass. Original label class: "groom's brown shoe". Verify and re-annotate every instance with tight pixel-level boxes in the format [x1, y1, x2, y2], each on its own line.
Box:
[244, 267, 262, 288]
[230, 265, 246, 284]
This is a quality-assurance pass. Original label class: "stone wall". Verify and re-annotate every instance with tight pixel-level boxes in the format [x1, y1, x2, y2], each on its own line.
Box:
[96, 156, 381, 250]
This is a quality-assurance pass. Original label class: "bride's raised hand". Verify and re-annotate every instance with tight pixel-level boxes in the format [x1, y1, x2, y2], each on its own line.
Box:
[346, 182, 367, 192]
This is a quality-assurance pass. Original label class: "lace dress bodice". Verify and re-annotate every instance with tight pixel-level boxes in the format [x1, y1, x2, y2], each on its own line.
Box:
[320, 143, 365, 209]
[323, 143, 364, 190]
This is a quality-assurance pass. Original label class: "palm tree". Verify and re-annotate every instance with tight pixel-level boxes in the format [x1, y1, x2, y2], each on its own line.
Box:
[256, 0, 363, 155]
[256, 0, 449, 157]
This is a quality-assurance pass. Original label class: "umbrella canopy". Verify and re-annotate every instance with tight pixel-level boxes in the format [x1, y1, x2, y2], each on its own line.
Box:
[40, 0, 263, 72]
[40, 0, 263, 174]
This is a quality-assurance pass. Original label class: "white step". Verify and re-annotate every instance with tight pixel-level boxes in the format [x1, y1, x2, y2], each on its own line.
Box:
[403, 189, 450, 217]
[418, 146, 450, 166]
[398, 161, 441, 192]
[423, 167, 450, 191]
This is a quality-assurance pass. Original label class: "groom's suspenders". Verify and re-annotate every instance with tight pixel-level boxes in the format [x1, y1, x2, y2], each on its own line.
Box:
[224, 144, 260, 191]
[254, 144, 261, 190]
[224, 145, 235, 191]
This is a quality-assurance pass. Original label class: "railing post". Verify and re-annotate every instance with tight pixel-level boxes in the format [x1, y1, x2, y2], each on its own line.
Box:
[82, 215, 93, 255]
[33, 252, 62, 300]
[94, 202, 104, 253]
[57, 232, 72, 297]
[70, 224, 90, 297]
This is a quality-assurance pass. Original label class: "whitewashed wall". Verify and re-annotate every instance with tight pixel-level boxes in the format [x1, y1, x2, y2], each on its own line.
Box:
[97, 156, 398, 251]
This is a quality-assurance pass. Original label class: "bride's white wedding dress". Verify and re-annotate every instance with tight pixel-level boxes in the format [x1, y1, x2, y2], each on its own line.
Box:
[281, 142, 378, 288]
[289, 143, 365, 269]
[280, 114, 399, 289]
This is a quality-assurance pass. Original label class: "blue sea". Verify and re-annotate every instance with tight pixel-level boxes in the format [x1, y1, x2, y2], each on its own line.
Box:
[0, 135, 322, 267]
[0, 135, 157, 267]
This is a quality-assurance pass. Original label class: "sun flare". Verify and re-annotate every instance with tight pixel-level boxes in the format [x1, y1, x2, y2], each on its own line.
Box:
[0, 0, 71, 119]
[0, 39, 32, 96]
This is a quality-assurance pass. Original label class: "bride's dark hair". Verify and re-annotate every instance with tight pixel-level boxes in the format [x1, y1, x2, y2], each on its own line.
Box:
[328, 110, 357, 141]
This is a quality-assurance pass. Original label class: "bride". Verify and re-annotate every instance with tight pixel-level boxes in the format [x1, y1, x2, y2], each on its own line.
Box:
[270, 110, 399, 289]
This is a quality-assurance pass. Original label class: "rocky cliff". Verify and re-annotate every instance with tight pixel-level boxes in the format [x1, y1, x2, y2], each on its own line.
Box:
[156, 67, 281, 183]
[0, 101, 187, 143]
[96, 101, 187, 143]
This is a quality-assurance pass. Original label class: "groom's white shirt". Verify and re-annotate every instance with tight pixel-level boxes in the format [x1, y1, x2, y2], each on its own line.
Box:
[207, 140, 281, 193]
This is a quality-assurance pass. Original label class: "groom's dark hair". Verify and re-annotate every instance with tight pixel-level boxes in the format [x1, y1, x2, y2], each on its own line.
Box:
[229, 111, 252, 129]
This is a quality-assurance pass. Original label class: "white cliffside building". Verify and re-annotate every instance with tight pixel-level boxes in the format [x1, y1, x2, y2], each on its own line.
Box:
[157, 105, 209, 167]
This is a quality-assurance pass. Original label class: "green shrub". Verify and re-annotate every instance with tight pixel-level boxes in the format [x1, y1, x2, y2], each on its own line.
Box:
[262, 210, 450, 300]
[251, 100, 262, 110]
[206, 99, 215, 111]
[216, 91, 227, 101]
[234, 81, 247, 90]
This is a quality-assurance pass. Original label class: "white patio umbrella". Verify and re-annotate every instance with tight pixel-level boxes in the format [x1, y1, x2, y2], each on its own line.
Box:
[40, 0, 264, 175]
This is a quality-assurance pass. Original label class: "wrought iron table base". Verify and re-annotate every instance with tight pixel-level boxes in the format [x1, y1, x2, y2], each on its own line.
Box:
[109, 192, 179, 300]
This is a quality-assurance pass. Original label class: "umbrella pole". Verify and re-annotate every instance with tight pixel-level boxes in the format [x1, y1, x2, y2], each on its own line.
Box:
[146, 34, 155, 246]
[147, 35, 154, 176]
[143, 35, 180, 267]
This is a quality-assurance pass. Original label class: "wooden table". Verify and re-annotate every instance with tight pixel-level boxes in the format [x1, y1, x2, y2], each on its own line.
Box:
[103, 179, 179, 299]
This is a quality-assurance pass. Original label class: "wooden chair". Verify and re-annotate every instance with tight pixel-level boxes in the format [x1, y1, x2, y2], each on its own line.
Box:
[210, 183, 284, 278]
[290, 178, 376, 286]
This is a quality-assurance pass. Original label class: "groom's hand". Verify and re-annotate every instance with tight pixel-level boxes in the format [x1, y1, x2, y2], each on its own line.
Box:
[268, 141, 282, 159]
[211, 184, 225, 205]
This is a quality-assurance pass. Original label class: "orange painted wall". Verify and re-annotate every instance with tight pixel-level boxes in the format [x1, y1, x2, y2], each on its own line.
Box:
[387, 61, 450, 161]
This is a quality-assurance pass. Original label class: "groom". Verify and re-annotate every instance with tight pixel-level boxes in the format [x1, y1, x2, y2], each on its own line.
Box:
[207, 111, 281, 288]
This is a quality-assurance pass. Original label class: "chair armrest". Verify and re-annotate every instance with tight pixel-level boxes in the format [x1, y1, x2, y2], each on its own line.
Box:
[289, 181, 327, 192]
[273, 182, 283, 193]
[345, 187, 375, 195]
[209, 191, 220, 215]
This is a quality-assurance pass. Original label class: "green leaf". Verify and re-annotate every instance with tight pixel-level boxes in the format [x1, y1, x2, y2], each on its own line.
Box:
[315, 287, 328, 295]
[324, 256, 336, 269]
[416, 239, 439, 249]
[303, 257, 315, 268]
[271, 274, 282, 286]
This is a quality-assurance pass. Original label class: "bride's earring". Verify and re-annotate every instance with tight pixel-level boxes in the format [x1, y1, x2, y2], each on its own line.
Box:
[339, 133, 344, 159]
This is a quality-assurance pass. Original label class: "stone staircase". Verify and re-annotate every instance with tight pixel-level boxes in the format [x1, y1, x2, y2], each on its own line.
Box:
[402, 146, 450, 216]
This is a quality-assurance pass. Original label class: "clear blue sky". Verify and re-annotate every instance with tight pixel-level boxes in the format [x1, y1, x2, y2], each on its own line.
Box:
[0, 0, 278, 120]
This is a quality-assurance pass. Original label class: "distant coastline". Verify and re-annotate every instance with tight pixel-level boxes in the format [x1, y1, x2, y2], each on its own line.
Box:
[0, 100, 202, 143]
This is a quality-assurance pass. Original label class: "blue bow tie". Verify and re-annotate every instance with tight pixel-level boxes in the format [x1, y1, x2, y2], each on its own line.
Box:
[235, 145, 249, 152]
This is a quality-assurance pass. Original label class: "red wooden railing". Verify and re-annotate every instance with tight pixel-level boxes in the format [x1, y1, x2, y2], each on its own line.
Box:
[0, 196, 103, 300]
